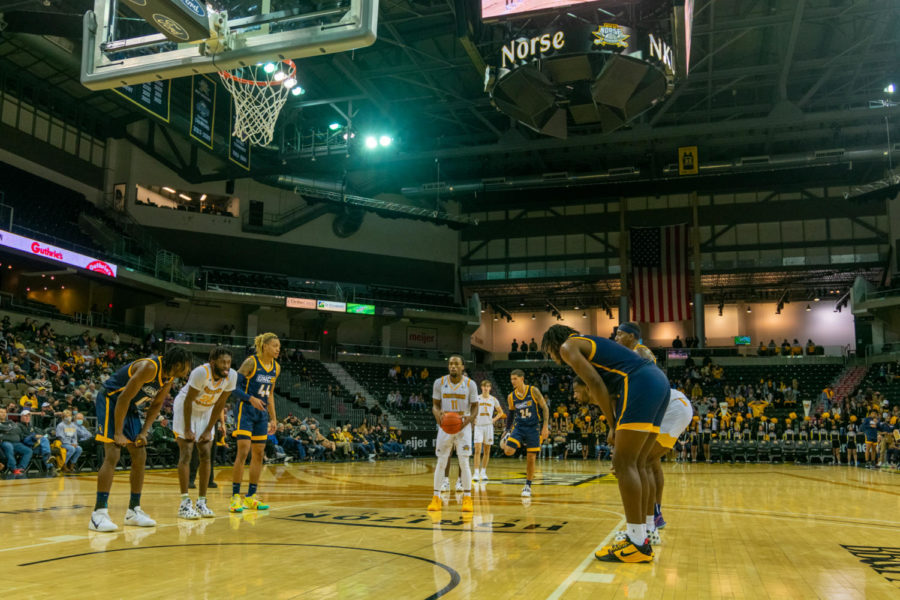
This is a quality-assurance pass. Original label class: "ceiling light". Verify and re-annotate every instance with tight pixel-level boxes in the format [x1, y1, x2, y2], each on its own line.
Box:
[178, 193, 191, 201]
[813, 297, 820, 302]
[531, 314, 536, 320]
[200, 194, 207, 201]
[263, 63, 276, 74]
[329, 123, 341, 131]
[283, 77, 297, 89]
[886, 83, 896, 94]
[364, 136, 378, 149]
[806, 304, 811, 311]
[582, 312, 587, 318]
[273, 71, 287, 83]
[573, 305, 579, 310]
[746, 306, 752, 313]
[493, 315, 498, 321]
[162, 186, 176, 194]
[379, 135, 392, 147]
[291, 86, 305, 96]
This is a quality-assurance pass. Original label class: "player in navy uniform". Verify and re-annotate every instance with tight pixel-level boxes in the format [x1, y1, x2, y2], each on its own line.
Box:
[230, 332, 280, 513]
[542, 324, 669, 563]
[500, 369, 549, 498]
[89, 347, 192, 532]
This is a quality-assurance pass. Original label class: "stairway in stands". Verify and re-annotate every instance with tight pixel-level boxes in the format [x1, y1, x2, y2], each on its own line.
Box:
[321, 362, 399, 426]
[833, 365, 868, 404]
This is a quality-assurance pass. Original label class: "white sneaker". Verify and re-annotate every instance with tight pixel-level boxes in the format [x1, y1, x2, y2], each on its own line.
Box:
[440, 477, 450, 492]
[89, 508, 118, 532]
[455, 479, 463, 492]
[480, 469, 488, 481]
[179, 498, 200, 520]
[125, 506, 157, 527]
[195, 499, 215, 518]
[471, 471, 480, 482]
[614, 529, 660, 545]
[521, 485, 532, 497]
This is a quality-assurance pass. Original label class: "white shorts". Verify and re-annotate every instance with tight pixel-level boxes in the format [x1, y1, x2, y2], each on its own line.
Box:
[172, 406, 214, 441]
[473, 424, 495, 445]
[657, 392, 693, 449]
[436, 424, 473, 458]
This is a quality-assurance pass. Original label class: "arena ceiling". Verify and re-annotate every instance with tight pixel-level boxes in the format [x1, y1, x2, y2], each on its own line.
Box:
[0, 0, 896, 189]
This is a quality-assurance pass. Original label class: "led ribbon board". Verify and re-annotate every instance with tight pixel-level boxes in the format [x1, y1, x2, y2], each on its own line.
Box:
[0, 229, 117, 277]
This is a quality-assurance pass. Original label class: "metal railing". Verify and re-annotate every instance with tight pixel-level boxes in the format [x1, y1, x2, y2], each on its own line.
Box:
[335, 343, 471, 361]
[166, 331, 320, 352]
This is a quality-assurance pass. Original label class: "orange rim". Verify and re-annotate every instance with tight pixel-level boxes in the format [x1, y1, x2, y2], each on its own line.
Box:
[220, 59, 296, 87]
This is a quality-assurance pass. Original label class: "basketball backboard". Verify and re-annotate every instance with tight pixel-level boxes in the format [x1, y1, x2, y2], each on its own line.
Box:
[81, 0, 378, 90]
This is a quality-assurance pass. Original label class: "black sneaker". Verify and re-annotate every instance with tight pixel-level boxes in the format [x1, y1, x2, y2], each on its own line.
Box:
[208, 481, 218, 488]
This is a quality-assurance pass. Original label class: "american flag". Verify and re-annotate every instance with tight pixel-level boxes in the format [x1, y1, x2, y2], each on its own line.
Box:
[630, 225, 691, 323]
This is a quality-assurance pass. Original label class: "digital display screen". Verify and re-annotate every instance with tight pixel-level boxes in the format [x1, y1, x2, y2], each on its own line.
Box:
[0, 229, 117, 277]
[346, 303, 376, 315]
[286, 297, 316, 309]
[482, 0, 601, 21]
[317, 300, 346, 312]
[734, 336, 751, 346]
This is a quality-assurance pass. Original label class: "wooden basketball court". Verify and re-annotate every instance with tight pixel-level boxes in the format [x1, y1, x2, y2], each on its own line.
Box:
[2, 459, 898, 599]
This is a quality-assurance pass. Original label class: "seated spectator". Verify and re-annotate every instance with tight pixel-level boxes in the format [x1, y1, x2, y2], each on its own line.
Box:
[806, 339, 816, 355]
[757, 341, 767, 356]
[0, 407, 32, 477]
[780, 339, 791, 354]
[19, 387, 39, 411]
[767, 339, 776, 354]
[388, 365, 397, 381]
[20, 409, 54, 473]
[420, 367, 429, 382]
[404, 366, 414, 384]
[55, 409, 84, 472]
[791, 339, 803, 356]
[529, 338, 538, 352]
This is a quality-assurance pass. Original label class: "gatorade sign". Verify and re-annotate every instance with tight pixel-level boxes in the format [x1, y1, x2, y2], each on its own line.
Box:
[0, 229, 117, 277]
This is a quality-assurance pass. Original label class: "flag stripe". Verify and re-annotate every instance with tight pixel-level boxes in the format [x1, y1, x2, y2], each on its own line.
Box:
[630, 224, 691, 323]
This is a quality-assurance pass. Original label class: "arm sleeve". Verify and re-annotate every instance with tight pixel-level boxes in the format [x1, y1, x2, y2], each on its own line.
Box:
[505, 396, 516, 430]
[432, 379, 441, 403]
[224, 369, 237, 392]
[231, 372, 251, 403]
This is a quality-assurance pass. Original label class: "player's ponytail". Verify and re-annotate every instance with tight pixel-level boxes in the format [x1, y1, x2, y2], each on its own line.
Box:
[254, 332, 279, 356]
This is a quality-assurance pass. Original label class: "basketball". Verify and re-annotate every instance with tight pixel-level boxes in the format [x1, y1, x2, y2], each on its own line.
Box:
[441, 412, 463, 434]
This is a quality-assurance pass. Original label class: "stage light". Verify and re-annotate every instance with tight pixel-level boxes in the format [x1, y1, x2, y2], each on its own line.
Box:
[291, 86, 305, 96]
[329, 123, 341, 131]
[263, 63, 276, 74]
[886, 83, 895, 94]
[273, 71, 287, 83]
[283, 77, 297, 89]
[806, 304, 811, 311]
[365, 136, 378, 149]
[379, 135, 392, 147]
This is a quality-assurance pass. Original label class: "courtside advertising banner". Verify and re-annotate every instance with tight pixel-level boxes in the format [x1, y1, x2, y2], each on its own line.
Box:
[0, 229, 117, 277]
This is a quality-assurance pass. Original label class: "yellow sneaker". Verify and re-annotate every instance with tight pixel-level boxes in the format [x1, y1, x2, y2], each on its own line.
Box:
[461, 495, 474, 512]
[595, 538, 654, 563]
[427, 495, 442, 511]
[242, 494, 269, 510]
[229, 494, 244, 513]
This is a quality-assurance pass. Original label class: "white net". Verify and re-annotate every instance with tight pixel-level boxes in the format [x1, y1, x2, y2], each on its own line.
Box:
[219, 61, 296, 147]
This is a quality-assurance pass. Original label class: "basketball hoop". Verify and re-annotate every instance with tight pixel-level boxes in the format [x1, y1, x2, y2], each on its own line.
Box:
[219, 59, 297, 147]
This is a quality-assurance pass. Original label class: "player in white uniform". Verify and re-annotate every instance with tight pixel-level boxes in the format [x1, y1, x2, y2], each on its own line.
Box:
[427, 355, 478, 513]
[472, 380, 505, 482]
[173, 347, 237, 519]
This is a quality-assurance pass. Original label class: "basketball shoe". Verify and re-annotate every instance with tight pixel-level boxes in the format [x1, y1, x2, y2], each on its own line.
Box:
[596, 538, 653, 563]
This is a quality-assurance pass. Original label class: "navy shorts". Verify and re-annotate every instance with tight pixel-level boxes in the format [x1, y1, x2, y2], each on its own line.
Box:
[507, 425, 542, 453]
[615, 364, 670, 434]
[96, 392, 142, 443]
[233, 402, 269, 443]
